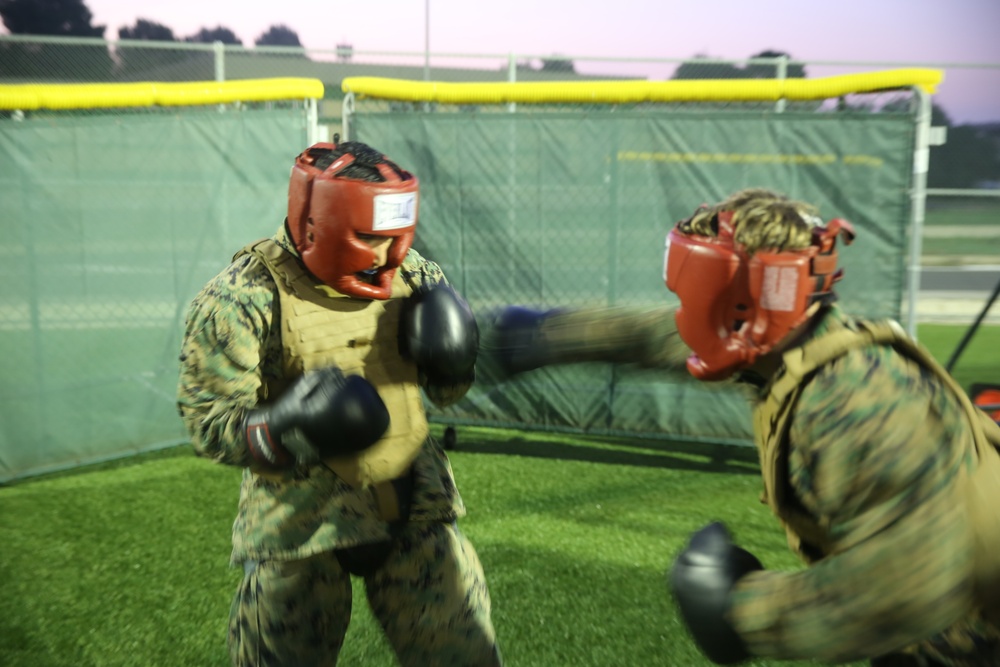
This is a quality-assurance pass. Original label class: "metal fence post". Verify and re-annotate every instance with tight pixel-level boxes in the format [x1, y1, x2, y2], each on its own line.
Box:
[905, 86, 933, 338]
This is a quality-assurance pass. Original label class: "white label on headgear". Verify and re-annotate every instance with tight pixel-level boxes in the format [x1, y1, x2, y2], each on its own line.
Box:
[760, 265, 798, 312]
[662, 235, 671, 281]
[373, 192, 417, 230]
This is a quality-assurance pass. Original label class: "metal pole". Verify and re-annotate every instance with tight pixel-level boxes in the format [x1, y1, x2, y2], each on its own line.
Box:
[775, 55, 787, 113]
[305, 98, 320, 145]
[342, 91, 355, 141]
[424, 0, 430, 81]
[904, 87, 932, 338]
[213, 40, 224, 81]
[213, 41, 227, 112]
[507, 53, 516, 113]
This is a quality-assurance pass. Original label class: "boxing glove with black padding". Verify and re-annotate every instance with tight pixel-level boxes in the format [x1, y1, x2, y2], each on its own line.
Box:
[399, 283, 479, 385]
[668, 521, 763, 665]
[243, 366, 390, 469]
[486, 306, 562, 376]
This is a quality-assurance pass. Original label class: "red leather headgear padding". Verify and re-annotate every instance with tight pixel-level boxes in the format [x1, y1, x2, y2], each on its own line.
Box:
[287, 142, 419, 300]
[665, 211, 855, 380]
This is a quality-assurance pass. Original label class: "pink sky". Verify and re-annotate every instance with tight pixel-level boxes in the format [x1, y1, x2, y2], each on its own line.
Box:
[26, 0, 1000, 122]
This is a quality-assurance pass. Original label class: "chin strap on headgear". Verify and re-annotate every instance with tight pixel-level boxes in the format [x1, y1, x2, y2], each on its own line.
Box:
[665, 211, 855, 381]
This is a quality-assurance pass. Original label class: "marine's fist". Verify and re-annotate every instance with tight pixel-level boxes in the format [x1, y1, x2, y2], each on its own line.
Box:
[244, 367, 389, 468]
[668, 522, 763, 665]
[483, 306, 561, 376]
[399, 283, 479, 385]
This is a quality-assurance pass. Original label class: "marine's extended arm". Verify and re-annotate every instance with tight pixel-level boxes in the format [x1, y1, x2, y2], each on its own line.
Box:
[483, 304, 691, 376]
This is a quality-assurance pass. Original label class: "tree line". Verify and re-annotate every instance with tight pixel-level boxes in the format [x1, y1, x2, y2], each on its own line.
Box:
[1, 0, 997, 188]
[0, 0, 301, 46]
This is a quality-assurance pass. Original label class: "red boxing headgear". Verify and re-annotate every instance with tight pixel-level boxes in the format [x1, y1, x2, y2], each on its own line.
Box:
[664, 211, 855, 380]
[287, 142, 419, 300]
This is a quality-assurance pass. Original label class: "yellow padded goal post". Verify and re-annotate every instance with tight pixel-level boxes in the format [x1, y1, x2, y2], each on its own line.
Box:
[0, 77, 324, 110]
[341, 68, 942, 105]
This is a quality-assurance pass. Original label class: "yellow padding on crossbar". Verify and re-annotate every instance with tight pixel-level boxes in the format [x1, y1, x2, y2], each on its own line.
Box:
[0, 78, 324, 110]
[341, 69, 942, 105]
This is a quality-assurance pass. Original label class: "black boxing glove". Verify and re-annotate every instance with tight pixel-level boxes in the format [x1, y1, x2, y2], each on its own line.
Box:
[485, 306, 563, 376]
[243, 366, 389, 468]
[399, 283, 479, 385]
[667, 522, 763, 665]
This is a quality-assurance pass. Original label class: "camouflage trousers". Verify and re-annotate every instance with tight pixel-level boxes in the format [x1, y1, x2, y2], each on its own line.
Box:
[228, 520, 502, 667]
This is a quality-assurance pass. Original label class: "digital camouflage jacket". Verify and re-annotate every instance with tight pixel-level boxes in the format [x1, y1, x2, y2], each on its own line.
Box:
[177, 225, 466, 564]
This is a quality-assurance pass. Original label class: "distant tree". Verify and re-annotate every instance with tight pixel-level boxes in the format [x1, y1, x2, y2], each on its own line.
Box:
[115, 19, 190, 80]
[671, 54, 745, 80]
[507, 59, 535, 74]
[833, 97, 999, 188]
[0, 0, 104, 36]
[255, 24, 302, 48]
[931, 103, 952, 127]
[540, 55, 575, 74]
[185, 26, 242, 46]
[672, 51, 806, 81]
[0, 0, 113, 80]
[118, 18, 175, 41]
[745, 49, 806, 79]
[926, 102, 1000, 188]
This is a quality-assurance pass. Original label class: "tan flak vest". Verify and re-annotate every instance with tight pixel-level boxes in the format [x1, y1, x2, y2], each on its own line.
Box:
[238, 238, 429, 490]
[754, 319, 1000, 625]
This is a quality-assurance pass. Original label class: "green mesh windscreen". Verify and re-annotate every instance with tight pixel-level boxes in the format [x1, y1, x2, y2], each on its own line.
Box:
[0, 104, 917, 481]
[0, 108, 310, 481]
[349, 109, 915, 445]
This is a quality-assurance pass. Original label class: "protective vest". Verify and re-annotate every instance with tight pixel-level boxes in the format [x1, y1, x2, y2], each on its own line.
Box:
[238, 238, 429, 489]
[753, 319, 1000, 624]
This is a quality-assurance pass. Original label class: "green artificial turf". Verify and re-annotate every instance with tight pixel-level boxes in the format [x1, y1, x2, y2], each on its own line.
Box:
[918, 322, 1000, 393]
[0, 432, 845, 667]
[920, 235, 1000, 258]
[924, 198, 1000, 227]
[1, 323, 994, 666]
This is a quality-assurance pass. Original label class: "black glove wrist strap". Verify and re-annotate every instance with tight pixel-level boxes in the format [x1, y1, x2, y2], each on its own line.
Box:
[244, 411, 291, 468]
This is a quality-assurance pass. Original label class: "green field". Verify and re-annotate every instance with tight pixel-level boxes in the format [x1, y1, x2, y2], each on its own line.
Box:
[921, 198, 1000, 260]
[918, 322, 1000, 392]
[1, 323, 996, 667]
[924, 197, 1000, 227]
[920, 235, 1000, 258]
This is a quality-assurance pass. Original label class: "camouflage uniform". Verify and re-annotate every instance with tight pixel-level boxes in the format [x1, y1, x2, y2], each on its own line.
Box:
[495, 304, 1000, 665]
[730, 306, 1000, 666]
[178, 226, 501, 667]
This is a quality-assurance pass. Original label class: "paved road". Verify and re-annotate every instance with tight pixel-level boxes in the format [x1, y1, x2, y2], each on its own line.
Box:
[920, 265, 1000, 292]
[917, 265, 1000, 325]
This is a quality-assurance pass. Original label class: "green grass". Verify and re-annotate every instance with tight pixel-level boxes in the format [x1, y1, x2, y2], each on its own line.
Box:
[920, 235, 1000, 257]
[918, 322, 1000, 392]
[924, 198, 1000, 227]
[921, 198, 1000, 260]
[0, 432, 837, 667]
[1, 323, 995, 667]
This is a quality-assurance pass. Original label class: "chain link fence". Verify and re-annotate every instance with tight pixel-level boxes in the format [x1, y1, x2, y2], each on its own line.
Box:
[338, 79, 932, 443]
[0, 59, 319, 481]
[1, 35, 997, 479]
[4, 34, 997, 247]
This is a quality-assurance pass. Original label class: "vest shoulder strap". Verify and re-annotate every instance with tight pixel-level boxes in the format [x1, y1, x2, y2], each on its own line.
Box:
[232, 238, 273, 263]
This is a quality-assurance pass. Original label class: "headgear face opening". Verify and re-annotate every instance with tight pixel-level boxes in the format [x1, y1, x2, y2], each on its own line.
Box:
[287, 142, 419, 300]
[664, 211, 855, 380]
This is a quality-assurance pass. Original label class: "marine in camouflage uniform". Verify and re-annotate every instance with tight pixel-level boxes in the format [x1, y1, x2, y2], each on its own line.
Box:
[178, 141, 501, 667]
[487, 189, 1000, 666]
